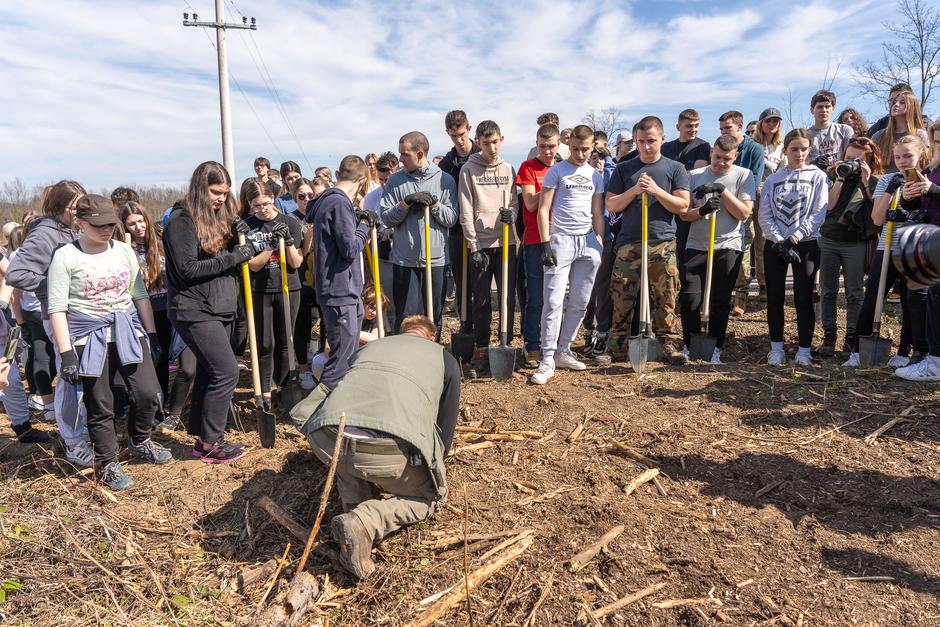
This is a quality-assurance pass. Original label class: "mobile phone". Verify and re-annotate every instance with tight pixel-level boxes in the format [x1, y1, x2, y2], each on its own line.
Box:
[905, 168, 920, 182]
[4, 326, 21, 362]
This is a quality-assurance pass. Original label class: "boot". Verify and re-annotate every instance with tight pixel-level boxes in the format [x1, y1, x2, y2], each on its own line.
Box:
[470, 347, 489, 378]
[756, 286, 767, 302]
[731, 292, 746, 316]
[12, 421, 51, 444]
[579, 329, 598, 355]
[819, 329, 837, 357]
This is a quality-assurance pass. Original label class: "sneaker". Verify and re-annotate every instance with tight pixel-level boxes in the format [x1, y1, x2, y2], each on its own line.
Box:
[886, 291, 901, 304]
[27, 396, 45, 412]
[767, 348, 787, 366]
[908, 352, 926, 366]
[65, 440, 94, 468]
[98, 461, 134, 491]
[589, 335, 608, 357]
[663, 340, 689, 366]
[529, 361, 555, 385]
[524, 350, 541, 368]
[843, 352, 861, 367]
[794, 351, 813, 366]
[554, 351, 586, 371]
[331, 513, 376, 580]
[594, 352, 613, 367]
[709, 348, 722, 364]
[470, 347, 490, 378]
[193, 439, 245, 464]
[299, 371, 316, 390]
[819, 330, 837, 357]
[12, 421, 51, 444]
[887, 354, 910, 368]
[128, 438, 172, 464]
[155, 414, 182, 431]
[895, 356, 940, 382]
[235, 357, 249, 371]
[731, 293, 746, 316]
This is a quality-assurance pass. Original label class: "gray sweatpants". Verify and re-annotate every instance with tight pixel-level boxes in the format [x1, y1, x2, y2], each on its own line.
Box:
[818, 236, 867, 336]
[540, 232, 602, 361]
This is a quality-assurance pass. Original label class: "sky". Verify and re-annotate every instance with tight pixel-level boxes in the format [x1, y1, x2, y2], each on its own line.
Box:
[0, 0, 911, 190]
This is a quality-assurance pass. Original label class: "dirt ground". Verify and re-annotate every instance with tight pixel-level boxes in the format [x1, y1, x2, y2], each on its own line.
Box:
[1, 295, 939, 626]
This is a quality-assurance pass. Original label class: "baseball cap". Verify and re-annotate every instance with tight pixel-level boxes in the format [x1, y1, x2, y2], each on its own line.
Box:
[616, 131, 633, 143]
[759, 107, 782, 122]
[74, 194, 118, 226]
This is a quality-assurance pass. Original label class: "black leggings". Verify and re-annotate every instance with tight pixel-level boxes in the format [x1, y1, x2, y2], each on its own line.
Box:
[680, 248, 743, 349]
[165, 347, 196, 417]
[153, 308, 173, 401]
[853, 251, 920, 353]
[22, 309, 55, 396]
[764, 240, 820, 347]
[253, 290, 301, 393]
[293, 290, 323, 365]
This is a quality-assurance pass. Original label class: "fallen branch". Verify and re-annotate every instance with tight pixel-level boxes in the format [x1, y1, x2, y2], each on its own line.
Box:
[568, 525, 626, 573]
[521, 572, 554, 627]
[653, 597, 722, 609]
[624, 468, 660, 496]
[607, 441, 658, 468]
[864, 417, 909, 445]
[590, 582, 666, 620]
[568, 418, 589, 443]
[256, 496, 309, 543]
[426, 528, 530, 551]
[518, 486, 576, 506]
[755, 479, 784, 498]
[450, 441, 496, 456]
[256, 542, 290, 613]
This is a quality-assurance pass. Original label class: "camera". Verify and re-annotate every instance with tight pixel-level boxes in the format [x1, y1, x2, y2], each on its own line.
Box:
[836, 158, 862, 179]
[811, 155, 831, 170]
[892, 224, 940, 286]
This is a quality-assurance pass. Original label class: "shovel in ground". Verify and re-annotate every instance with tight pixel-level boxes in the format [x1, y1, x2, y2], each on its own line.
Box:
[629, 193, 660, 372]
[689, 207, 718, 361]
[276, 237, 307, 412]
[489, 192, 516, 380]
[450, 238, 474, 362]
[859, 190, 900, 366]
[239, 233, 277, 448]
[424, 204, 434, 321]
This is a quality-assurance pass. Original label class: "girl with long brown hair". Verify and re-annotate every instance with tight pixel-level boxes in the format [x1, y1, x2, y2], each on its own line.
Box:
[872, 91, 929, 172]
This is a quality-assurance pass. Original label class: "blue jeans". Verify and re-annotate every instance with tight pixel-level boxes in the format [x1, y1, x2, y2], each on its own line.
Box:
[522, 244, 544, 352]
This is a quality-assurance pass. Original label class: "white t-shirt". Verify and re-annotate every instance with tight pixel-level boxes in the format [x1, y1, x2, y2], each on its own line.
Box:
[686, 165, 755, 252]
[541, 161, 604, 235]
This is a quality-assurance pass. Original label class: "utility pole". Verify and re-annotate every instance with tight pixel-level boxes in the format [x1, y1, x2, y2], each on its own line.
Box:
[183, 2, 256, 182]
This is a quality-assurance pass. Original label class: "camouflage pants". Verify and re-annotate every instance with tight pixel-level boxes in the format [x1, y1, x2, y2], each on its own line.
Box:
[607, 239, 680, 358]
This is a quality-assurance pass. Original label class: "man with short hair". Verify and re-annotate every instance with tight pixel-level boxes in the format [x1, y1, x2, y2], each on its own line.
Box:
[806, 90, 854, 168]
[254, 157, 280, 197]
[719, 110, 766, 315]
[594, 130, 609, 149]
[679, 135, 755, 363]
[296, 315, 460, 580]
[602, 116, 691, 366]
[528, 113, 570, 160]
[381, 132, 458, 339]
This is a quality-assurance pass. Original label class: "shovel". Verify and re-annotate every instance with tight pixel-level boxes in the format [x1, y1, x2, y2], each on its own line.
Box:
[277, 237, 307, 412]
[424, 204, 434, 320]
[369, 224, 386, 338]
[450, 238, 474, 362]
[689, 208, 718, 361]
[239, 233, 277, 448]
[629, 193, 660, 372]
[489, 191, 516, 380]
[859, 190, 900, 366]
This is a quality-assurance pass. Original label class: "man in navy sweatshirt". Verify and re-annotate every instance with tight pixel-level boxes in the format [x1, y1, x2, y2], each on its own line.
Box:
[310, 155, 376, 390]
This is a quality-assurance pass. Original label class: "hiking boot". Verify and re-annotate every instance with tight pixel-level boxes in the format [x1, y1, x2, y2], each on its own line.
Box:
[65, 440, 94, 468]
[887, 354, 910, 368]
[193, 439, 245, 464]
[529, 361, 555, 385]
[819, 330, 837, 357]
[731, 293, 746, 316]
[12, 421, 51, 444]
[580, 329, 598, 355]
[524, 350, 541, 368]
[662, 340, 689, 366]
[98, 461, 134, 491]
[594, 352, 613, 366]
[555, 351, 586, 371]
[128, 438, 173, 465]
[331, 513, 376, 580]
[155, 413, 182, 432]
[895, 356, 940, 382]
[470, 347, 490, 378]
[767, 348, 787, 366]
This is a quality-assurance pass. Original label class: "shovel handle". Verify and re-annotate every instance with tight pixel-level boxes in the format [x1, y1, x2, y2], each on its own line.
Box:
[424, 205, 433, 318]
[872, 190, 901, 327]
[239, 234, 264, 397]
[460, 238, 469, 324]
[702, 209, 717, 323]
[370, 226, 385, 338]
[639, 193, 649, 327]
[278, 237, 297, 372]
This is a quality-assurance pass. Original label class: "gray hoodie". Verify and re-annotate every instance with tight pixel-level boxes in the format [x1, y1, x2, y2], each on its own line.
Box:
[6, 215, 78, 318]
[380, 163, 458, 267]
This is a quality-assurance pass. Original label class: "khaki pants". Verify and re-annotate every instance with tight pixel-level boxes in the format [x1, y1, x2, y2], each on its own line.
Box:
[309, 428, 442, 545]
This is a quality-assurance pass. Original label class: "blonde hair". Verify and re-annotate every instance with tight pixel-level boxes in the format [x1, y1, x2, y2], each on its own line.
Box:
[878, 91, 926, 169]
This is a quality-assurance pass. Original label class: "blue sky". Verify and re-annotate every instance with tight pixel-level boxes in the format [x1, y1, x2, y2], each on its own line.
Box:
[0, 0, 912, 190]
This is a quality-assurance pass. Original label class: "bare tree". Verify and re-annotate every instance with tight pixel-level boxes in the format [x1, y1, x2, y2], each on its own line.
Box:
[821, 55, 843, 91]
[784, 89, 810, 130]
[582, 107, 625, 139]
[855, 0, 940, 108]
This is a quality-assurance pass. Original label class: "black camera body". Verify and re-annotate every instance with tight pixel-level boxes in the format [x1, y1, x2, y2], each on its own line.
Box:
[836, 158, 862, 179]
[892, 224, 940, 286]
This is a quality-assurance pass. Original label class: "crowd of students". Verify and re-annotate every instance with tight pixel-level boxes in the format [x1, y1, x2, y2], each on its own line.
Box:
[2, 82, 939, 490]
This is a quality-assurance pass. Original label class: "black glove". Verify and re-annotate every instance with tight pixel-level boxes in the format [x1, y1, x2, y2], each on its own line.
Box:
[471, 250, 489, 273]
[772, 241, 802, 264]
[692, 183, 726, 200]
[378, 226, 394, 242]
[232, 217, 251, 236]
[811, 155, 831, 170]
[540, 241, 557, 267]
[271, 221, 294, 246]
[354, 207, 380, 228]
[908, 208, 928, 224]
[498, 207, 513, 224]
[233, 243, 258, 263]
[60, 349, 80, 384]
[403, 192, 436, 211]
[884, 173, 905, 195]
[886, 206, 909, 223]
[699, 196, 722, 216]
[147, 332, 163, 366]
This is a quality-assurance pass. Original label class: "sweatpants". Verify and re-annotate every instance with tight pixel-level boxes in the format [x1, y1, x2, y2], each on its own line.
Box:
[43, 319, 87, 447]
[764, 240, 820, 347]
[1, 336, 29, 428]
[521, 245, 544, 352]
[23, 309, 55, 396]
[392, 265, 445, 339]
[680, 248, 743, 349]
[448, 229, 472, 335]
[252, 290, 301, 393]
[583, 238, 616, 335]
[320, 301, 363, 391]
[541, 233, 602, 361]
[470, 246, 517, 348]
[78, 338, 160, 466]
[309, 427, 440, 545]
[166, 347, 196, 417]
[818, 237, 867, 337]
[853, 251, 917, 353]
[172, 318, 238, 444]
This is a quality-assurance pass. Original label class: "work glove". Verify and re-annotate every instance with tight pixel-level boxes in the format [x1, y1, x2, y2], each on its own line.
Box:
[772, 241, 802, 264]
[471, 250, 489, 273]
[692, 183, 726, 200]
[884, 173, 905, 196]
[403, 192, 436, 211]
[698, 196, 722, 217]
[378, 226, 394, 242]
[271, 221, 294, 246]
[886, 206, 908, 223]
[147, 332, 163, 366]
[498, 207, 513, 225]
[233, 242, 260, 264]
[540, 241, 557, 267]
[60, 349, 80, 384]
[232, 217, 251, 236]
[354, 207, 380, 228]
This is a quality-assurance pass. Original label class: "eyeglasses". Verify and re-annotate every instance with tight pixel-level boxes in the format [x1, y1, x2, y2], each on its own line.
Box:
[251, 201, 274, 211]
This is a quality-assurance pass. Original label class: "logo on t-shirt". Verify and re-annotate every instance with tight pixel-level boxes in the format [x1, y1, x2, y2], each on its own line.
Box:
[564, 174, 594, 190]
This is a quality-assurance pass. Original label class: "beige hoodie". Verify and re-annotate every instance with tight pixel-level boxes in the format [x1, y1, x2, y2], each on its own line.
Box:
[457, 153, 519, 252]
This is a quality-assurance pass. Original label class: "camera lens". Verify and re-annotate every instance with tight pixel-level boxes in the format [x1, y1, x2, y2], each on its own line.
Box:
[892, 224, 940, 286]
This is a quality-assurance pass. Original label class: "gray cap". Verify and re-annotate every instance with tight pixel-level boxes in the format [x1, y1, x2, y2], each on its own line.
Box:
[759, 107, 782, 121]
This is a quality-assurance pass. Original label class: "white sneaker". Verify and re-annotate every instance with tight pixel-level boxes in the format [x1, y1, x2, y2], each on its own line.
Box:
[794, 352, 813, 366]
[767, 348, 786, 366]
[709, 348, 722, 364]
[65, 440, 94, 468]
[299, 371, 316, 390]
[554, 351, 586, 371]
[843, 352, 860, 367]
[887, 354, 910, 368]
[895, 356, 940, 382]
[529, 361, 555, 385]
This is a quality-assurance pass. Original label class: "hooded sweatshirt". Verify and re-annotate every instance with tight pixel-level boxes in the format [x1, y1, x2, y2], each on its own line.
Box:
[758, 166, 828, 244]
[457, 153, 519, 252]
[6, 215, 78, 318]
[380, 163, 458, 267]
[313, 187, 370, 305]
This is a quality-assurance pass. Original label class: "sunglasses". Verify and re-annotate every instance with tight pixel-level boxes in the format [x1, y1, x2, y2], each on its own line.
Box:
[296, 193, 317, 200]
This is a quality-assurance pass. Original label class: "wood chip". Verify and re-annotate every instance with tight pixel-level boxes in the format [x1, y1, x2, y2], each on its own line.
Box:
[591, 582, 667, 620]
[567, 525, 626, 573]
[624, 468, 660, 496]
[517, 486, 577, 506]
[653, 597, 723, 609]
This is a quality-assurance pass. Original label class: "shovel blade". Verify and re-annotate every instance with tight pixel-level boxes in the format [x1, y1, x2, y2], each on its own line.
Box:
[278, 376, 308, 415]
[256, 395, 276, 448]
[488, 346, 516, 381]
[450, 331, 474, 363]
[628, 335, 648, 373]
[689, 333, 717, 362]
[858, 335, 892, 367]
